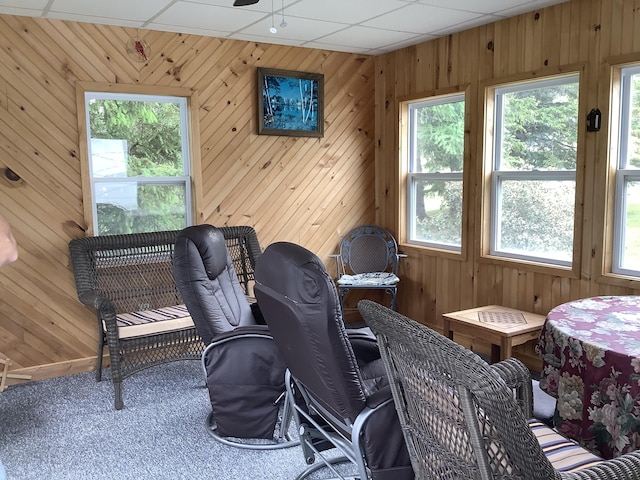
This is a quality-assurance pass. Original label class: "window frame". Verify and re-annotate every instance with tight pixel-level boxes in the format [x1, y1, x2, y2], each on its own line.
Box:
[611, 64, 640, 277]
[487, 73, 581, 268]
[75, 82, 202, 236]
[403, 91, 467, 253]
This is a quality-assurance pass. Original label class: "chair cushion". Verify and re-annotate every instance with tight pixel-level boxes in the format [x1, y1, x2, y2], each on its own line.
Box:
[116, 304, 194, 339]
[528, 420, 602, 472]
[337, 272, 399, 286]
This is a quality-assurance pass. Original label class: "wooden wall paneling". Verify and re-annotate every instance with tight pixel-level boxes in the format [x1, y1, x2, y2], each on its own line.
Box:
[492, 21, 507, 78]
[269, 144, 372, 247]
[511, 16, 527, 73]
[0, 26, 76, 121]
[1, 105, 79, 203]
[542, 5, 564, 69]
[5, 0, 640, 383]
[374, 53, 396, 232]
[400, 252, 433, 326]
[0, 13, 380, 381]
[0, 273, 86, 365]
[579, 2, 603, 288]
[376, 0, 640, 372]
[608, 0, 625, 57]
[73, 24, 142, 83]
[633, 0, 640, 52]
[47, 20, 116, 83]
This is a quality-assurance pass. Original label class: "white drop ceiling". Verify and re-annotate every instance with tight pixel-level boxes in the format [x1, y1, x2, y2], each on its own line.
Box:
[0, 0, 568, 55]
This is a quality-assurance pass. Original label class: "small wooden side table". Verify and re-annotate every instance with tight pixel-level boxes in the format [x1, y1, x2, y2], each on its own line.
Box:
[442, 305, 546, 363]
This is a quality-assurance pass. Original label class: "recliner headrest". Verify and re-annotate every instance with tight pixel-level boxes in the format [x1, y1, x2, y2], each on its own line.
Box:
[255, 242, 329, 304]
[175, 224, 228, 279]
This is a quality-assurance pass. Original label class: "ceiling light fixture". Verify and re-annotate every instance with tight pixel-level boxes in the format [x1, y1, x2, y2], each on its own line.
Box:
[269, 0, 277, 33]
[280, 0, 287, 28]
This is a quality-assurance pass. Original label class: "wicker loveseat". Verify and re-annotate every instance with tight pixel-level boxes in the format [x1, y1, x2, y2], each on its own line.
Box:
[68, 226, 262, 409]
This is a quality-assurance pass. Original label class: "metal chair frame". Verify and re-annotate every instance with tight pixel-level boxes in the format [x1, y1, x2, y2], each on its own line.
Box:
[285, 370, 389, 480]
[331, 225, 404, 313]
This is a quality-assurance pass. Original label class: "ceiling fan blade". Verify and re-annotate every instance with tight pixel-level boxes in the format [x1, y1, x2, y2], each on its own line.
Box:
[233, 0, 259, 5]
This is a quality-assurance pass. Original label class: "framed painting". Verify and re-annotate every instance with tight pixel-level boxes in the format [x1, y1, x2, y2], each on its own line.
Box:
[257, 67, 324, 137]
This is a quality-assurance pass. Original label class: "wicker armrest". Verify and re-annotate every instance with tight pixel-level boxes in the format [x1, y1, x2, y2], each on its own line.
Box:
[490, 357, 533, 418]
[77, 292, 99, 309]
[567, 450, 640, 479]
[77, 293, 118, 332]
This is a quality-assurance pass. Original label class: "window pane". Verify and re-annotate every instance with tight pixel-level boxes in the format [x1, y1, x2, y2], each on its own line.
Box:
[95, 183, 187, 235]
[411, 177, 462, 246]
[407, 94, 465, 250]
[496, 179, 575, 262]
[499, 81, 579, 171]
[411, 100, 464, 173]
[89, 99, 185, 178]
[619, 180, 640, 271]
[623, 74, 640, 169]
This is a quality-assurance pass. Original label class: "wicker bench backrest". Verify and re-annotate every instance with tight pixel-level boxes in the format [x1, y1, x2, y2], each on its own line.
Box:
[69, 226, 262, 315]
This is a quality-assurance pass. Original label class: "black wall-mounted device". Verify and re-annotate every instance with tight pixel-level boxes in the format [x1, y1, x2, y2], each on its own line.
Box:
[587, 108, 601, 132]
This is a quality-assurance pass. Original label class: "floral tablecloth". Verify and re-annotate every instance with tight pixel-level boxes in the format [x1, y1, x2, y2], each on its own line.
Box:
[537, 296, 640, 459]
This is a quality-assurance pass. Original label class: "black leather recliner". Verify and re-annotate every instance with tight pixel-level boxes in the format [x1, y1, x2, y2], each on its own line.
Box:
[254, 241, 414, 479]
[172, 225, 294, 448]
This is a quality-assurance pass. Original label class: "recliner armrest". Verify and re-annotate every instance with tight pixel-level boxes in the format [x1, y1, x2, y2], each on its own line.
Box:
[210, 324, 271, 342]
[365, 384, 393, 409]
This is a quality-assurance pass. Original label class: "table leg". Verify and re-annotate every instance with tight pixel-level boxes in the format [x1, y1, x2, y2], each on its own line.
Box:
[443, 319, 453, 340]
[490, 344, 501, 363]
[499, 337, 513, 362]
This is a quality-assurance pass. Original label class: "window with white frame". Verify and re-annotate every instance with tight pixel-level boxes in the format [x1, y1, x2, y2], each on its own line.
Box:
[490, 74, 579, 266]
[406, 94, 465, 250]
[85, 92, 192, 235]
[613, 65, 640, 276]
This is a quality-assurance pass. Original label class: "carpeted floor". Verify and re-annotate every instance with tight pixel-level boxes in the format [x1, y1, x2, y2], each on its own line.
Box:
[0, 361, 343, 480]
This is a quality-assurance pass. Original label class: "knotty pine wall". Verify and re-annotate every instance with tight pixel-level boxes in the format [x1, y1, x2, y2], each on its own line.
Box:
[0, 14, 375, 380]
[3, 0, 637, 382]
[376, 0, 640, 369]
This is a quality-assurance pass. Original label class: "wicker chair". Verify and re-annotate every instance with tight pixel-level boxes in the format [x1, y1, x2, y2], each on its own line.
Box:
[358, 300, 640, 480]
[68, 226, 261, 410]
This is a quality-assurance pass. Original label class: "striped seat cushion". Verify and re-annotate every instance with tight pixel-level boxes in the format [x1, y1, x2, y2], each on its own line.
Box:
[529, 420, 602, 472]
[116, 304, 194, 339]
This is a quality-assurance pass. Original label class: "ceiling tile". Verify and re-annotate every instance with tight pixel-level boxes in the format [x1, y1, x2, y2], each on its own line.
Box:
[285, 0, 408, 24]
[46, 12, 144, 28]
[0, 0, 48, 7]
[416, 0, 535, 14]
[317, 25, 421, 50]
[48, 0, 172, 22]
[361, 3, 483, 34]
[238, 15, 346, 40]
[154, 3, 266, 32]
[431, 13, 505, 35]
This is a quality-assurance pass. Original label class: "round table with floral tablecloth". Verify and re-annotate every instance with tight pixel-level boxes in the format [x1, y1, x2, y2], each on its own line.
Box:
[537, 296, 640, 460]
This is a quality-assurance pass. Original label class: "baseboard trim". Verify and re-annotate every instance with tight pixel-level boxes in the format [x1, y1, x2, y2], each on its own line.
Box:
[5, 356, 108, 387]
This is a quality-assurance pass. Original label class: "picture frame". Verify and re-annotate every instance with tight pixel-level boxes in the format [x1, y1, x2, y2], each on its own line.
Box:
[257, 67, 324, 137]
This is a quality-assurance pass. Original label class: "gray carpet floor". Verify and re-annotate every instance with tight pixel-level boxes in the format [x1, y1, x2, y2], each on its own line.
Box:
[0, 361, 345, 480]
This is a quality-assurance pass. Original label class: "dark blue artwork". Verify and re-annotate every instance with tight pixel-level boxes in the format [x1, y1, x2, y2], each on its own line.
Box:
[258, 68, 323, 137]
[263, 75, 318, 130]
